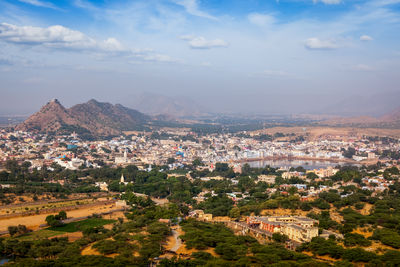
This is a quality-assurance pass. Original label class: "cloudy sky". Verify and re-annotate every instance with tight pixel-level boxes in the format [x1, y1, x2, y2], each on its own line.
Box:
[0, 0, 399, 115]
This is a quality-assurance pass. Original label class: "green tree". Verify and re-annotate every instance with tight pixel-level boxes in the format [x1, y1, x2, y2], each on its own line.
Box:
[192, 158, 203, 167]
[8, 226, 19, 236]
[167, 158, 175, 164]
[307, 172, 319, 180]
[58, 210, 67, 220]
[229, 207, 241, 219]
[241, 163, 251, 175]
[272, 233, 288, 243]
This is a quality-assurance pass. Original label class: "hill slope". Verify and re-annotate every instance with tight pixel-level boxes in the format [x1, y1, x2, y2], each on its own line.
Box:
[16, 99, 150, 136]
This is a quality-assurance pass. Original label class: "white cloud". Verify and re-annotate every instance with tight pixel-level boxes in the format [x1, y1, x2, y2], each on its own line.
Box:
[180, 35, 228, 49]
[360, 35, 373, 41]
[0, 23, 178, 63]
[73, 0, 97, 11]
[18, 0, 59, 9]
[173, 0, 217, 20]
[313, 0, 342, 4]
[304, 37, 338, 50]
[248, 13, 275, 27]
[0, 23, 97, 50]
[100, 38, 125, 52]
[370, 0, 400, 7]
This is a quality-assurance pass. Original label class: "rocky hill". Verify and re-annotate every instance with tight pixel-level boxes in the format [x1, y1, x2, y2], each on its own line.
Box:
[15, 99, 150, 137]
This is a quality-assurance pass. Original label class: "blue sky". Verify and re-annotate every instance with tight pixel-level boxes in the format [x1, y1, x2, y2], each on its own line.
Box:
[0, 0, 400, 115]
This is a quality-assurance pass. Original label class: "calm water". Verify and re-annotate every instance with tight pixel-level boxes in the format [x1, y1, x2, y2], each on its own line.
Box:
[246, 159, 354, 170]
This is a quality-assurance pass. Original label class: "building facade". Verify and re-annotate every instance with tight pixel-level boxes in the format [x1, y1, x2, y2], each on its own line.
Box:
[246, 216, 319, 243]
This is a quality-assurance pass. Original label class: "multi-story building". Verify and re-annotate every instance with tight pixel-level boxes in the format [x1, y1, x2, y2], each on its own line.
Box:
[246, 216, 319, 243]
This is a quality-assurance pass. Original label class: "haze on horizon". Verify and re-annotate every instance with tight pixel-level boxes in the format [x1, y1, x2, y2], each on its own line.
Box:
[0, 0, 399, 117]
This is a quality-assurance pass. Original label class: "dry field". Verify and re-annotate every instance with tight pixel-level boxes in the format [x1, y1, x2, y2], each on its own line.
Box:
[303, 251, 338, 263]
[0, 198, 97, 216]
[352, 227, 373, 238]
[0, 193, 111, 206]
[175, 246, 218, 258]
[81, 245, 102, 256]
[251, 126, 400, 140]
[81, 239, 119, 258]
[359, 203, 374, 216]
[0, 203, 116, 231]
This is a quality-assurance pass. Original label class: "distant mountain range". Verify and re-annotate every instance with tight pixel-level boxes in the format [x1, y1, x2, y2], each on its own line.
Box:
[15, 99, 150, 137]
[14, 97, 400, 137]
[315, 91, 400, 117]
[130, 93, 204, 118]
[320, 107, 400, 128]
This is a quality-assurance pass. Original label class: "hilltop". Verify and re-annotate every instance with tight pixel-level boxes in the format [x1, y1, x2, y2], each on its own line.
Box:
[15, 99, 150, 137]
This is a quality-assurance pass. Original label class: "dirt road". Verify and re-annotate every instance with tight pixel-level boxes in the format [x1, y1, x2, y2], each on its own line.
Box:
[170, 227, 182, 252]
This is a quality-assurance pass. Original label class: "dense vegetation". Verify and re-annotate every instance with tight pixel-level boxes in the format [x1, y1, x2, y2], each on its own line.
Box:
[1, 158, 400, 265]
[0, 196, 173, 266]
[162, 219, 322, 266]
[298, 237, 400, 265]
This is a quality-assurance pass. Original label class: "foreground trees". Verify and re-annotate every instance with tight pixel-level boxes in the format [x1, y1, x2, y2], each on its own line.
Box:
[45, 211, 67, 227]
[8, 225, 28, 237]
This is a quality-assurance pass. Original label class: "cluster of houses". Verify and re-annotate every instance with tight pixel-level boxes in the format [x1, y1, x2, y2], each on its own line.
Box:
[2, 127, 399, 173]
[361, 176, 395, 193]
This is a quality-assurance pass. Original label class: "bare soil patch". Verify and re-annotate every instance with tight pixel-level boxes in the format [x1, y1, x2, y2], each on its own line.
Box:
[359, 203, 373, 216]
[0, 203, 116, 232]
[252, 126, 400, 141]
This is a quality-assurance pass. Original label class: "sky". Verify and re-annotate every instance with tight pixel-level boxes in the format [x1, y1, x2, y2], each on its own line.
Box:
[0, 0, 400, 116]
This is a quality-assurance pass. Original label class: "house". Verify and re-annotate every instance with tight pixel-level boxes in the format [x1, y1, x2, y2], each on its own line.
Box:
[257, 175, 276, 184]
[115, 200, 128, 208]
[95, 182, 108, 191]
[189, 210, 213, 221]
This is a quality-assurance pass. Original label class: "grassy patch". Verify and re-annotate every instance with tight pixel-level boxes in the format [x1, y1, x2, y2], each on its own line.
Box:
[17, 218, 115, 240]
[18, 229, 64, 240]
[48, 218, 116, 233]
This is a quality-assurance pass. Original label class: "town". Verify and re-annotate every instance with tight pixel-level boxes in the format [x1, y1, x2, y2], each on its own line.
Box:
[1, 125, 400, 265]
[1, 127, 397, 171]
